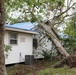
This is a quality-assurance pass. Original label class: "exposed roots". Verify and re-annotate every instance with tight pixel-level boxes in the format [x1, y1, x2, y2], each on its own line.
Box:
[53, 55, 76, 68]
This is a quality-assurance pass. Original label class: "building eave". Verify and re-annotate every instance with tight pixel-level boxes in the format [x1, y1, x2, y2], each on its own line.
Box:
[5, 26, 39, 35]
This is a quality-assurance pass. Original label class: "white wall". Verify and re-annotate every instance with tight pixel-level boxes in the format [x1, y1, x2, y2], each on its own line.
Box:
[4, 31, 33, 64]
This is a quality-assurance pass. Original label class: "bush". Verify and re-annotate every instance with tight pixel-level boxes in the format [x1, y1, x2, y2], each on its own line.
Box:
[4, 45, 12, 58]
[41, 50, 52, 61]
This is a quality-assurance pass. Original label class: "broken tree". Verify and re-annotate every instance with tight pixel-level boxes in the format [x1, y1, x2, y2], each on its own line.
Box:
[40, 23, 70, 57]
[39, 21, 76, 68]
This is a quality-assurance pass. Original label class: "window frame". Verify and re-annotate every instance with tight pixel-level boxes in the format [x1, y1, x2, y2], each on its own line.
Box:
[9, 32, 18, 45]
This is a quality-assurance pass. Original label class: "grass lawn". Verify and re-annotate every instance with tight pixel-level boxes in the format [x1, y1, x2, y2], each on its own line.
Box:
[36, 67, 76, 75]
[6, 60, 76, 75]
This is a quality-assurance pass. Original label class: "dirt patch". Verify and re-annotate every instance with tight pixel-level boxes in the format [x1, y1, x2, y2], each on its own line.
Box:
[7, 60, 52, 75]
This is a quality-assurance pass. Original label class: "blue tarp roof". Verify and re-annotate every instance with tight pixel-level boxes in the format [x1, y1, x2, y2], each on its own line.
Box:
[5, 22, 36, 30]
[5, 22, 69, 38]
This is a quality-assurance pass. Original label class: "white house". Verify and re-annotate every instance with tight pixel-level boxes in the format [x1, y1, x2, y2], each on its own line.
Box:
[4, 22, 53, 64]
[4, 22, 38, 64]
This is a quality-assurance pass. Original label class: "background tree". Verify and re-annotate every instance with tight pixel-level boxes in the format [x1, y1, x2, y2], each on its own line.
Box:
[63, 12, 76, 55]
[0, 0, 7, 75]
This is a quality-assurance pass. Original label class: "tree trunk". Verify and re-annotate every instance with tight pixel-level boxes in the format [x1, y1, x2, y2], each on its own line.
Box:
[39, 24, 76, 68]
[0, 0, 7, 75]
[40, 23, 70, 57]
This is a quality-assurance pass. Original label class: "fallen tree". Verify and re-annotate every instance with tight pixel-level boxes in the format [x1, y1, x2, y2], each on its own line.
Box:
[38, 21, 76, 68]
[39, 22, 69, 57]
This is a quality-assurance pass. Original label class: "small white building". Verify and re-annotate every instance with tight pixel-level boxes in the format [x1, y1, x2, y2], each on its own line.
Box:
[4, 22, 38, 64]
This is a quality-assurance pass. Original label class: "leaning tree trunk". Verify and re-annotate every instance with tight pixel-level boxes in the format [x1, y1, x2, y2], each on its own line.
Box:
[39, 23, 76, 68]
[40, 23, 70, 57]
[0, 0, 7, 75]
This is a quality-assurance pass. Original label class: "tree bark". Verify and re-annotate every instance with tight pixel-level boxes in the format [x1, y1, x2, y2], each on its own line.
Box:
[0, 0, 7, 75]
[39, 22, 70, 57]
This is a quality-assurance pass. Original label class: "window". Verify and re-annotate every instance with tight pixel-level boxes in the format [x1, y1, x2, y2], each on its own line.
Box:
[33, 38, 38, 49]
[9, 33, 18, 45]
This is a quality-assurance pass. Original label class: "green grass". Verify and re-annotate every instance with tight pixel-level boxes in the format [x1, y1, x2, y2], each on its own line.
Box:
[7, 63, 76, 75]
[37, 68, 51, 75]
[7, 67, 76, 75]
[36, 67, 76, 75]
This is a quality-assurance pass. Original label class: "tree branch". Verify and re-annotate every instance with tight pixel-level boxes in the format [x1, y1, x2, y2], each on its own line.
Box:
[57, 3, 76, 18]
[48, 2, 76, 27]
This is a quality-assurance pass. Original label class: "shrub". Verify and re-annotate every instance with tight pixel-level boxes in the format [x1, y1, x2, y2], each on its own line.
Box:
[4, 45, 12, 58]
[41, 50, 52, 61]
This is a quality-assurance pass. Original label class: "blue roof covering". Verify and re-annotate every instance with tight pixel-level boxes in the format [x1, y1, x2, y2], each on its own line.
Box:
[5, 22, 36, 30]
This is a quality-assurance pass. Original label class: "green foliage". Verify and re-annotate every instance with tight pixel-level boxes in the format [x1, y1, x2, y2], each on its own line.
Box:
[41, 50, 52, 60]
[63, 12, 76, 55]
[5, 0, 65, 24]
[4, 45, 12, 58]
[64, 14, 76, 37]
[62, 37, 76, 54]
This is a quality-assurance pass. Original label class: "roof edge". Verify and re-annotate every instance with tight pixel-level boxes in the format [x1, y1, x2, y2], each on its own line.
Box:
[5, 26, 38, 35]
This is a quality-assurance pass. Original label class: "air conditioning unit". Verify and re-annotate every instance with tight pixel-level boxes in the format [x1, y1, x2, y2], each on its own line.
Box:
[25, 55, 34, 65]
